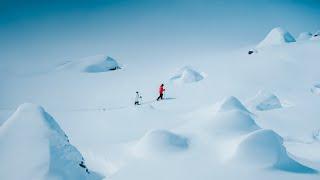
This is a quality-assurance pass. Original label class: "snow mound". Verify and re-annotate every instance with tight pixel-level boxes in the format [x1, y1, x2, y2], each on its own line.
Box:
[83, 56, 121, 73]
[217, 96, 251, 114]
[57, 55, 121, 73]
[133, 129, 189, 157]
[257, 27, 296, 48]
[232, 129, 316, 173]
[0, 103, 102, 180]
[205, 110, 260, 136]
[170, 66, 205, 83]
[197, 97, 259, 137]
[248, 91, 282, 111]
[311, 84, 320, 95]
[297, 32, 313, 41]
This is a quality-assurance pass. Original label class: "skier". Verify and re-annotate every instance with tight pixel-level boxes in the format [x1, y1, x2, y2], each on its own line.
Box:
[157, 84, 165, 101]
[135, 91, 142, 105]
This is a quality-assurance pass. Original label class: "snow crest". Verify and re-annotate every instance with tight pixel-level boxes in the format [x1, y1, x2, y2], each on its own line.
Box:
[0, 103, 102, 180]
[257, 27, 296, 48]
[217, 96, 251, 114]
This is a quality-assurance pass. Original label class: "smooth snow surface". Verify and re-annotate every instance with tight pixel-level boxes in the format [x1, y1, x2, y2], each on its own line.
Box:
[170, 66, 204, 83]
[132, 129, 189, 157]
[247, 91, 282, 111]
[56, 55, 121, 73]
[257, 27, 296, 48]
[0, 103, 102, 180]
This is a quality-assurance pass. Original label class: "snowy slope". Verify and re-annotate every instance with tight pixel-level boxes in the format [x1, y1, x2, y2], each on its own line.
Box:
[0, 28, 320, 180]
[0, 103, 102, 180]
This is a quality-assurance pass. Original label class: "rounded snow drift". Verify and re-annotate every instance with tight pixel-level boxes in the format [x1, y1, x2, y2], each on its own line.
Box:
[170, 66, 205, 83]
[257, 27, 296, 48]
[205, 110, 260, 136]
[83, 56, 121, 73]
[232, 129, 316, 173]
[133, 129, 189, 157]
[233, 129, 285, 167]
[56, 55, 121, 73]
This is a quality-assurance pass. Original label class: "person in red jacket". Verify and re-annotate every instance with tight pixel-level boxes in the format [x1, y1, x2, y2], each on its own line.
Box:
[157, 84, 165, 101]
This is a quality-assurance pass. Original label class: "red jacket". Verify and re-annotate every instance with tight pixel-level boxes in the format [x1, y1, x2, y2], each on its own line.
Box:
[159, 86, 165, 94]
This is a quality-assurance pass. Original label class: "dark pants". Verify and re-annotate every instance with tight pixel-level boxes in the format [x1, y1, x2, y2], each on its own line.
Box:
[157, 93, 163, 101]
[134, 101, 140, 105]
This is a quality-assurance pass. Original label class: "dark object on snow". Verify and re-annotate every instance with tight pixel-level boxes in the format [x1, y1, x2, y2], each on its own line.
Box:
[79, 161, 90, 174]
[109, 66, 121, 71]
[79, 161, 86, 168]
[248, 49, 258, 55]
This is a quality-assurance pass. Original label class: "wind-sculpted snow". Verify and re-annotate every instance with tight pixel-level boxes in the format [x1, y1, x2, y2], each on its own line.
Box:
[0, 103, 102, 180]
[232, 129, 317, 173]
[248, 91, 282, 111]
[257, 27, 296, 48]
[132, 129, 189, 157]
[170, 66, 205, 83]
[56, 55, 121, 73]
